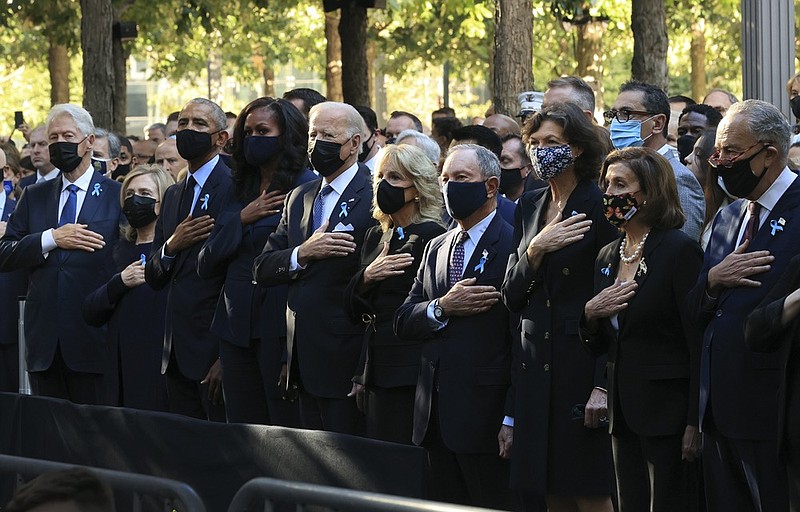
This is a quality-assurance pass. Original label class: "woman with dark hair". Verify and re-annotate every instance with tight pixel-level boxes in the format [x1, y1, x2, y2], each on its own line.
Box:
[685, 128, 733, 248]
[198, 97, 316, 425]
[83, 164, 175, 410]
[500, 102, 617, 511]
[582, 147, 703, 511]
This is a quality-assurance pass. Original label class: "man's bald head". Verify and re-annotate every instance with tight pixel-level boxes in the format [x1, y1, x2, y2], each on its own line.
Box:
[482, 114, 520, 138]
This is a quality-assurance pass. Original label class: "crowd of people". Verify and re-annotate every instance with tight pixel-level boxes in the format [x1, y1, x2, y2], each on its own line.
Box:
[1, 73, 800, 512]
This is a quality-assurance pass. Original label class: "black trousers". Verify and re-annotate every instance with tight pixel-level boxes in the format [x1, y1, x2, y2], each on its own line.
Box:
[30, 344, 103, 405]
[0, 343, 19, 393]
[365, 384, 415, 444]
[298, 389, 363, 435]
[164, 351, 226, 422]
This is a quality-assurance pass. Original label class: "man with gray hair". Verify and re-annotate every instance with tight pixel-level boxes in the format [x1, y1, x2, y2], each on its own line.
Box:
[687, 99, 800, 511]
[146, 97, 232, 420]
[542, 76, 596, 120]
[396, 129, 441, 166]
[91, 128, 121, 178]
[19, 125, 59, 188]
[254, 101, 376, 435]
[395, 144, 514, 508]
[0, 103, 122, 403]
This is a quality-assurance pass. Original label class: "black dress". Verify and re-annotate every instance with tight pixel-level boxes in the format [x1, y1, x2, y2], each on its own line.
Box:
[82, 239, 168, 411]
[345, 220, 445, 443]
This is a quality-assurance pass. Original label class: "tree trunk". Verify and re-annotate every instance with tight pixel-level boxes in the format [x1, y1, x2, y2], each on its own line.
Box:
[690, 18, 706, 102]
[263, 66, 276, 98]
[48, 37, 70, 106]
[325, 10, 343, 102]
[111, 3, 132, 133]
[338, 1, 369, 106]
[575, 12, 606, 110]
[208, 51, 223, 104]
[80, 0, 115, 128]
[631, 0, 668, 92]
[493, 0, 533, 117]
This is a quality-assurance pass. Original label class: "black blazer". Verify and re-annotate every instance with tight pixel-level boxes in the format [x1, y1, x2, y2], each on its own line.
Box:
[0, 172, 122, 373]
[145, 158, 233, 381]
[745, 253, 800, 458]
[394, 212, 513, 454]
[687, 176, 800, 440]
[582, 229, 703, 436]
[0, 196, 25, 346]
[253, 169, 376, 399]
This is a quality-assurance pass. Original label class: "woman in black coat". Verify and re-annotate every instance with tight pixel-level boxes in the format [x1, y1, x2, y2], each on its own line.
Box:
[583, 147, 703, 511]
[500, 103, 617, 512]
[82, 164, 175, 410]
[197, 97, 315, 425]
[344, 144, 445, 443]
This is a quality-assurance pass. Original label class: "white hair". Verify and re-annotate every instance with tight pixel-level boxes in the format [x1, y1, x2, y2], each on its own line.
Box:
[396, 129, 441, 165]
[46, 104, 95, 138]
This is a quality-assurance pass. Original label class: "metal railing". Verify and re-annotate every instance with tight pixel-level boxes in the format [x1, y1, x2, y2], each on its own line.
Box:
[227, 477, 501, 512]
[17, 298, 30, 395]
[0, 454, 205, 512]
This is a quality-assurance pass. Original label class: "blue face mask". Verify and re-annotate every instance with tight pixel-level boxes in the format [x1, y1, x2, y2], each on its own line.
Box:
[609, 116, 656, 149]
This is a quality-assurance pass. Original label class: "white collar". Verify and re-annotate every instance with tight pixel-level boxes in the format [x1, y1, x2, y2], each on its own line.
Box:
[461, 209, 497, 243]
[325, 162, 359, 196]
[187, 154, 220, 189]
[754, 167, 797, 211]
[61, 164, 95, 191]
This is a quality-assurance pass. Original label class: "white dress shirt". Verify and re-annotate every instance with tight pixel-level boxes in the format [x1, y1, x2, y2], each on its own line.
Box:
[40, 164, 96, 255]
[736, 168, 796, 245]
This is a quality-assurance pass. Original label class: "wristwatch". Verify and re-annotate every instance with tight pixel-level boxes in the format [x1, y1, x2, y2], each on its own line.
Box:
[433, 299, 446, 321]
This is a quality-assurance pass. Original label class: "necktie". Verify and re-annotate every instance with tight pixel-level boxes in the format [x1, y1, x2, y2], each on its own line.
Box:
[742, 201, 761, 243]
[59, 184, 79, 227]
[312, 184, 334, 231]
[449, 231, 470, 288]
[178, 176, 197, 219]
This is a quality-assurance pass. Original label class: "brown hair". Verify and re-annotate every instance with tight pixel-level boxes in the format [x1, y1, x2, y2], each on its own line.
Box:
[5, 468, 115, 512]
[600, 147, 685, 230]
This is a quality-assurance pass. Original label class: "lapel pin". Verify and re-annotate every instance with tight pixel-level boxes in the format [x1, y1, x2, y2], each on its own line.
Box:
[571, 210, 578, 216]
[397, 226, 405, 240]
[339, 201, 349, 218]
[637, 257, 647, 277]
[770, 219, 784, 236]
[473, 249, 489, 273]
[140, 253, 146, 266]
[200, 193, 210, 211]
[91, 183, 102, 197]
[601, 264, 611, 276]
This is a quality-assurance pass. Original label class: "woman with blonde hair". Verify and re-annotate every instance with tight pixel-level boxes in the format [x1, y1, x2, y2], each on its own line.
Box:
[344, 143, 445, 443]
[83, 164, 174, 410]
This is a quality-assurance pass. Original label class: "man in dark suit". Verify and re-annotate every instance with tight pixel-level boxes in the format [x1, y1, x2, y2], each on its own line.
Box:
[254, 101, 373, 435]
[688, 99, 800, 512]
[0, 104, 121, 404]
[19, 125, 59, 189]
[394, 144, 514, 509]
[145, 98, 232, 421]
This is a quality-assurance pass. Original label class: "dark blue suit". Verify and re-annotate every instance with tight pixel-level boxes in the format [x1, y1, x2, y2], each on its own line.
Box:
[687, 173, 800, 512]
[0, 171, 122, 403]
[0, 195, 25, 392]
[145, 157, 232, 420]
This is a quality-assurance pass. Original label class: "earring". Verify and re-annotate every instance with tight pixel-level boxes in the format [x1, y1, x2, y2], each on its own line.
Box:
[414, 196, 420, 202]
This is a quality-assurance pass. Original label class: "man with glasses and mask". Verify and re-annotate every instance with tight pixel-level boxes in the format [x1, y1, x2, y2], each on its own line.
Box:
[254, 102, 375, 435]
[145, 97, 232, 421]
[605, 80, 705, 242]
[0, 104, 122, 404]
[687, 99, 800, 512]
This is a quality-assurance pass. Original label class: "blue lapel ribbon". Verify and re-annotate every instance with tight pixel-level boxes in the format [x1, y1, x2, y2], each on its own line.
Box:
[770, 219, 784, 236]
[397, 226, 405, 240]
[91, 183, 102, 197]
[200, 193, 210, 211]
[473, 249, 489, 273]
[339, 201, 348, 218]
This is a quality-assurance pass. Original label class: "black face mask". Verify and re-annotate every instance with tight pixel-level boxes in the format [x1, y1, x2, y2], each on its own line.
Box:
[244, 135, 281, 167]
[358, 133, 375, 162]
[443, 180, 488, 220]
[718, 145, 769, 198]
[113, 163, 131, 180]
[49, 137, 87, 174]
[677, 134, 697, 165]
[176, 129, 217, 161]
[376, 179, 412, 215]
[791, 96, 800, 120]
[309, 139, 348, 177]
[123, 194, 158, 228]
[499, 167, 524, 195]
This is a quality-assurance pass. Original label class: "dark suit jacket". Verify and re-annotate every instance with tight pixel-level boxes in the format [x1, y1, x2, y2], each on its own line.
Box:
[0, 196, 26, 346]
[583, 229, 703, 436]
[19, 172, 60, 190]
[745, 254, 800, 459]
[145, 158, 233, 381]
[0, 172, 121, 373]
[253, 168, 376, 399]
[687, 176, 800, 440]
[394, 212, 513, 454]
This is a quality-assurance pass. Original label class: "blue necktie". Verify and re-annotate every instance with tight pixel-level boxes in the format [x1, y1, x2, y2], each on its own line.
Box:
[449, 231, 469, 288]
[312, 184, 333, 232]
[59, 184, 79, 227]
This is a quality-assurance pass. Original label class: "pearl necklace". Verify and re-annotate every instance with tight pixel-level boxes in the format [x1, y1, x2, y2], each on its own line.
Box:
[619, 230, 650, 264]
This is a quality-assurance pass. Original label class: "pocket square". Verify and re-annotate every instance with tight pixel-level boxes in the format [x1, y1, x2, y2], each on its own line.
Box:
[333, 222, 355, 232]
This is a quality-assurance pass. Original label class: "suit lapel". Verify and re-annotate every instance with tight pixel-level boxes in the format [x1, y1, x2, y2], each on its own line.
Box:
[463, 214, 501, 283]
[522, 190, 548, 256]
[619, 230, 664, 327]
[327, 172, 366, 230]
[435, 230, 455, 296]
[49, 177, 61, 226]
[301, 181, 320, 238]
[76, 172, 103, 225]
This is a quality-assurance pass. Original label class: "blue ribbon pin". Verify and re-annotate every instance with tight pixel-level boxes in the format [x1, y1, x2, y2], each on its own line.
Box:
[397, 226, 405, 240]
[770, 219, 784, 236]
[200, 193, 210, 211]
[140, 253, 146, 266]
[473, 249, 489, 273]
[601, 265, 611, 276]
[339, 201, 348, 218]
[91, 183, 102, 196]
[571, 210, 578, 216]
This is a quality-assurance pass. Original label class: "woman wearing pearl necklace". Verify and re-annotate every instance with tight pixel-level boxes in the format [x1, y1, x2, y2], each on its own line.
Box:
[582, 147, 704, 511]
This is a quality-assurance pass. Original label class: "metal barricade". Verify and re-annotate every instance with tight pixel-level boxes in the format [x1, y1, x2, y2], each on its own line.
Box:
[227, 477, 501, 512]
[0, 454, 206, 512]
[17, 298, 30, 395]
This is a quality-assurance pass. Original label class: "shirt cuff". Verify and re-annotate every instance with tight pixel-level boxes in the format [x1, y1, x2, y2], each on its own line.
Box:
[503, 416, 514, 427]
[426, 300, 448, 331]
[289, 247, 307, 272]
[160, 244, 175, 271]
[41, 229, 57, 255]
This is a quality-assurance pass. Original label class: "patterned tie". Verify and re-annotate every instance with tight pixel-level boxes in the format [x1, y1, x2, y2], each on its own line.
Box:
[742, 201, 761, 243]
[59, 184, 79, 227]
[312, 184, 334, 231]
[449, 231, 470, 288]
[178, 175, 197, 219]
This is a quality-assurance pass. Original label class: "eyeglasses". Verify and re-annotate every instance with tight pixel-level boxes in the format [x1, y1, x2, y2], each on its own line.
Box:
[707, 142, 766, 169]
[603, 109, 654, 123]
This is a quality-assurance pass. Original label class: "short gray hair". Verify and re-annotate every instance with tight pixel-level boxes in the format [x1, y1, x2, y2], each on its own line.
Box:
[184, 98, 227, 132]
[396, 129, 441, 165]
[446, 143, 501, 180]
[94, 128, 121, 159]
[727, 99, 791, 157]
[309, 102, 367, 140]
[46, 104, 95, 138]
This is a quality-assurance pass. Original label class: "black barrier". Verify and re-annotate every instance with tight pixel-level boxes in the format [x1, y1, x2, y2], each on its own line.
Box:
[0, 453, 205, 511]
[227, 477, 502, 512]
[0, 393, 426, 511]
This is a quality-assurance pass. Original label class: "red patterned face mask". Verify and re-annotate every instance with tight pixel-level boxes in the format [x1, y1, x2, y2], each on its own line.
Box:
[602, 192, 640, 228]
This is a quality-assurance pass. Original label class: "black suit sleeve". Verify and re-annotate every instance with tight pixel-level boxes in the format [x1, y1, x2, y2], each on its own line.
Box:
[745, 256, 800, 353]
[197, 207, 241, 279]
[81, 273, 129, 327]
[145, 202, 172, 291]
[0, 188, 46, 271]
[394, 240, 437, 341]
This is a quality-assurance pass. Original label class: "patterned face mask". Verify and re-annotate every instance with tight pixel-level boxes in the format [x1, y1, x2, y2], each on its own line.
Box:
[602, 192, 640, 228]
[530, 144, 574, 181]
